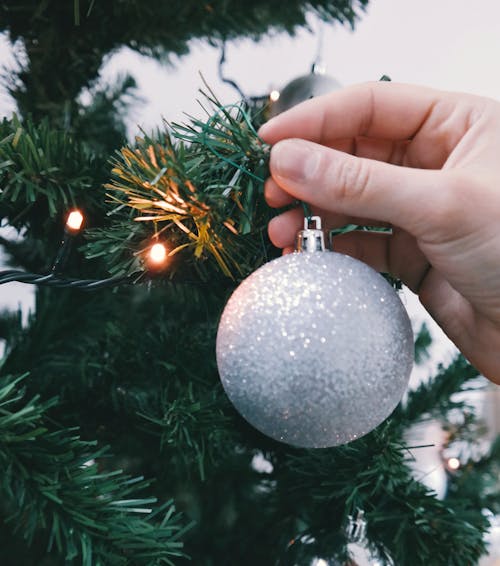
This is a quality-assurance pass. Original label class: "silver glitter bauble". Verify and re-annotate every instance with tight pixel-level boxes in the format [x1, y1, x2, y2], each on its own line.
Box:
[269, 71, 341, 117]
[216, 251, 413, 448]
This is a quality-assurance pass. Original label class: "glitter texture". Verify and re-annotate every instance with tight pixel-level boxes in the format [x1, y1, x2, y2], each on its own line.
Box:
[216, 251, 414, 448]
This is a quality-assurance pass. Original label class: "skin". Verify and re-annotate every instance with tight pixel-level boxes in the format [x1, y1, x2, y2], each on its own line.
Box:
[258, 81, 500, 384]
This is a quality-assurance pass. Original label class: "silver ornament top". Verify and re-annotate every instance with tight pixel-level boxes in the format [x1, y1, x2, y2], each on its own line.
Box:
[347, 510, 367, 543]
[269, 71, 342, 117]
[296, 216, 326, 253]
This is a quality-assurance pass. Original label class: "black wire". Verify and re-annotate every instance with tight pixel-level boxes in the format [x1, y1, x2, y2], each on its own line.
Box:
[0, 270, 130, 291]
[218, 43, 247, 101]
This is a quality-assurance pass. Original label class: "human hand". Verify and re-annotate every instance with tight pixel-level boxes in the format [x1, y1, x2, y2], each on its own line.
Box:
[258, 82, 500, 384]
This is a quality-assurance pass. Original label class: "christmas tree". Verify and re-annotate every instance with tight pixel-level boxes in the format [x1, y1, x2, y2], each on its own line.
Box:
[0, 1, 498, 564]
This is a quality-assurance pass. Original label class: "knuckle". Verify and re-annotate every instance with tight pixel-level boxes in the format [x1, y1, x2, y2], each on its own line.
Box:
[332, 156, 371, 205]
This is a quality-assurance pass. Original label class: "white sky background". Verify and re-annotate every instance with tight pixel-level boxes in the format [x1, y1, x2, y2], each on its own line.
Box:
[1, 0, 500, 387]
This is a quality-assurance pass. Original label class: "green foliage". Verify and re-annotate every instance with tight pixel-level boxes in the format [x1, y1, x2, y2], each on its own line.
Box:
[1, 282, 238, 482]
[0, 115, 103, 237]
[272, 427, 488, 565]
[178, 416, 490, 565]
[399, 356, 481, 425]
[414, 322, 432, 365]
[0, 374, 190, 565]
[138, 381, 236, 481]
[74, 74, 142, 155]
[447, 436, 500, 514]
[85, 97, 277, 280]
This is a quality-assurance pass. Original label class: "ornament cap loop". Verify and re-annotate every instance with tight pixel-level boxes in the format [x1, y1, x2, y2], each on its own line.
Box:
[296, 215, 326, 253]
[347, 509, 367, 543]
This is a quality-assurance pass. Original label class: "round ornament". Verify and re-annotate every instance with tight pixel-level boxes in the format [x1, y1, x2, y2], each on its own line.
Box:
[269, 70, 341, 117]
[216, 220, 413, 448]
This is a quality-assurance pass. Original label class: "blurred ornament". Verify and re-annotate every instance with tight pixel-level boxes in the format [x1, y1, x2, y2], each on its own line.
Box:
[344, 511, 393, 566]
[216, 217, 413, 448]
[308, 511, 393, 565]
[481, 510, 500, 565]
[269, 64, 341, 117]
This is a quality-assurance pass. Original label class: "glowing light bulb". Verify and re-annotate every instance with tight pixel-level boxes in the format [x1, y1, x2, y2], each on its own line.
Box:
[66, 209, 84, 232]
[269, 89, 280, 102]
[149, 242, 167, 265]
[447, 457, 460, 471]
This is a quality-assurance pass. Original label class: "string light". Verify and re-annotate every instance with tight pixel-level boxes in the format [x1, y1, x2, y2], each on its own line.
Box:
[269, 89, 280, 102]
[446, 457, 461, 471]
[149, 242, 168, 266]
[0, 270, 129, 290]
[0, 214, 169, 289]
[52, 208, 85, 273]
[66, 209, 84, 232]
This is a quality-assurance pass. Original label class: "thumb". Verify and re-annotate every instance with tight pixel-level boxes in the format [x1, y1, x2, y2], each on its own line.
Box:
[269, 138, 451, 237]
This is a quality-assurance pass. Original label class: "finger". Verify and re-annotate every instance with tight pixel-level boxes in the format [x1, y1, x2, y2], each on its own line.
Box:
[332, 229, 430, 293]
[270, 136, 409, 165]
[265, 138, 409, 208]
[259, 81, 441, 145]
[265, 177, 295, 208]
[330, 137, 410, 166]
[331, 230, 390, 273]
[268, 208, 305, 248]
[269, 138, 454, 239]
[419, 268, 500, 383]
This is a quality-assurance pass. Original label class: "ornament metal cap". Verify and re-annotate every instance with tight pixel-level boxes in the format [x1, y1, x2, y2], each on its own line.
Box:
[347, 510, 367, 543]
[296, 215, 326, 253]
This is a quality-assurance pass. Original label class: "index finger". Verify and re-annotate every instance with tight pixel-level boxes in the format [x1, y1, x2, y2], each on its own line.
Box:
[258, 81, 441, 145]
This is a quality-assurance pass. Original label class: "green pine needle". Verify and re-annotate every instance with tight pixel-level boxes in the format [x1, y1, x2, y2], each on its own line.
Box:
[85, 93, 274, 281]
[0, 373, 191, 565]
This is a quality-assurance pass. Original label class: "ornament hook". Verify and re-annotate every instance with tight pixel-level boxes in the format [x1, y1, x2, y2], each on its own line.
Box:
[296, 215, 326, 253]
[347, 509, 367, 543]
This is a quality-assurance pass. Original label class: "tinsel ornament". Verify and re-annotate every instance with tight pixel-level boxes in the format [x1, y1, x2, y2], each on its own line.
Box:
[216, 217, 413, 448]
[269, 65, 341, 117]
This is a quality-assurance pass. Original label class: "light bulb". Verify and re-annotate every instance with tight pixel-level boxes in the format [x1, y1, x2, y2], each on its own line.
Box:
[66, 209, 84, 232]
[446, 457, 461, 471]
[269, 89, 280, 102]
[149, 242, 167, 265]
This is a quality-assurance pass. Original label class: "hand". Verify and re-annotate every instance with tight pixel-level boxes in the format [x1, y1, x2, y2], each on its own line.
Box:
[258, 82, 500, 384]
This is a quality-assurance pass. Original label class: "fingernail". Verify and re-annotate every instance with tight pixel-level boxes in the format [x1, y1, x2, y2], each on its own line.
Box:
[271, 139, 320, 183]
